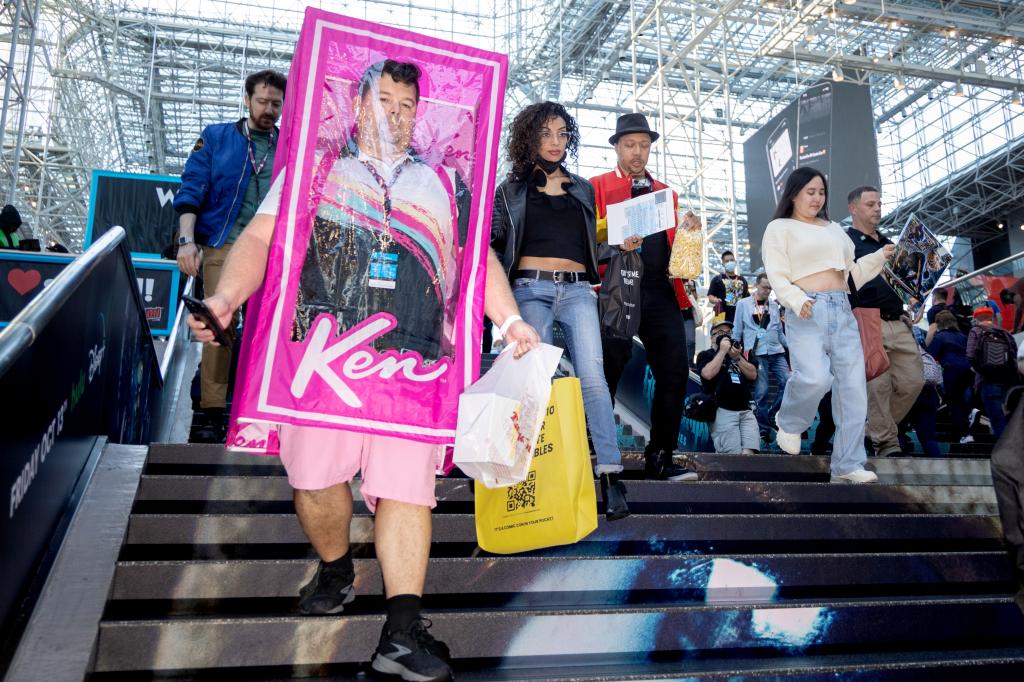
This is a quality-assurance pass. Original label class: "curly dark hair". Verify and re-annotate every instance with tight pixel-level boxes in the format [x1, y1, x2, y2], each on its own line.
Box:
[506, 101, 580, 180]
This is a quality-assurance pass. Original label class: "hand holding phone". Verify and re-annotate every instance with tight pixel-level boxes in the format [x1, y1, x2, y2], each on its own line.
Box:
[182, 294, 232, 346]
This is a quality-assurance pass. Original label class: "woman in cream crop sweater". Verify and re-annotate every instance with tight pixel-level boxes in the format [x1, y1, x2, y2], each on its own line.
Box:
[762, 167, 894, 483]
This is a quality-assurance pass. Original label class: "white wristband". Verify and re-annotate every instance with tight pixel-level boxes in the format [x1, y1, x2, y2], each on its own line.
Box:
[498, 314, 523, 338]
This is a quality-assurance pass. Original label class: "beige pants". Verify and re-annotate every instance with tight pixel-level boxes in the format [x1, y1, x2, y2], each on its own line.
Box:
[866, 319, 924, 453]
[200, 242, 239, 409]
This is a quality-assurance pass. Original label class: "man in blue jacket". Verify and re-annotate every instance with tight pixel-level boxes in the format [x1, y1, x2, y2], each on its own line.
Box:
[174, 69, 286, 441]
[733, 273, 789, 437]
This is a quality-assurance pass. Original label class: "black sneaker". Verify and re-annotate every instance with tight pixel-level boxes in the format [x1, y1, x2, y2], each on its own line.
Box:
[298, 559, 356, 615]
[645, 448, 699, 481]
[371, 617, 453, 681]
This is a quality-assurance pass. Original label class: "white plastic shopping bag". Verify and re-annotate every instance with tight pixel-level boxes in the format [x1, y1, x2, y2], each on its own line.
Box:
[453, 342, 563, 488]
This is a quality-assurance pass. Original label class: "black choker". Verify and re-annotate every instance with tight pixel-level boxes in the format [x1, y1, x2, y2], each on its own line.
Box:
[535, 156, 563, 174]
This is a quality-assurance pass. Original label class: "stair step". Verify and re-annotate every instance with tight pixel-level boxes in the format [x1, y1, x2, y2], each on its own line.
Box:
[108, 552, 1014, 601]
[121, 513, 1005, 554]
[91, 597, 1024, 672]
[84, 648, 1024, 680]
[133, 475, 998, 513]
[144, 445, 995, 486]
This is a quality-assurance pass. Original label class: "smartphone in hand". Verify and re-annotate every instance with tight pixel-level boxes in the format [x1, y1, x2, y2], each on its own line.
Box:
[181, 295, 232, 346]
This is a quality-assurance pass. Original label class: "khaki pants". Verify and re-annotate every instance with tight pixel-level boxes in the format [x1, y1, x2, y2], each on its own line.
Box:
[866, 319, 924, 454]
[199, 242, 239, 409]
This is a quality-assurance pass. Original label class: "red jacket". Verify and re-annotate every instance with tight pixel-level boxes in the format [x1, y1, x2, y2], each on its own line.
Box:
[590, 165, 693, 310]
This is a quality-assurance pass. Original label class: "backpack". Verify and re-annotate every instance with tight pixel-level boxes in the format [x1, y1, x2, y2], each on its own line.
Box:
[976, 328, 1016, 378]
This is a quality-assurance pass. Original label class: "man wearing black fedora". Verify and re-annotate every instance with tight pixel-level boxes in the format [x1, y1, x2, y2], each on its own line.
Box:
[592, 113, 699, 481]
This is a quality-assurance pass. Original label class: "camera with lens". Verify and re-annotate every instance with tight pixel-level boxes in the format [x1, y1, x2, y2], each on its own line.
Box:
[713, 334, 741, 352]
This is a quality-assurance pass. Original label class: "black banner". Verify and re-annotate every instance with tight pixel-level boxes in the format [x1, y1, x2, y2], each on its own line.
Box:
[86, 171, 182, 257]
[0, 253, 181, 336]
[0, 245, 161, 662]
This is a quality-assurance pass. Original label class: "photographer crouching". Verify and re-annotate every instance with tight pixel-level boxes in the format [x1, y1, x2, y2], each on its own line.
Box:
[694, 314, 760, 454]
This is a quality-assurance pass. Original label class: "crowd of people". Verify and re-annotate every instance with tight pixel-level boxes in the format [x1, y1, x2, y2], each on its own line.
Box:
[177, 65, 1024, 682]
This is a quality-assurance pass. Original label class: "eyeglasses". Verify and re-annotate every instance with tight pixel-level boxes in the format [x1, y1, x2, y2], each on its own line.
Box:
[540, 131, 571, 142]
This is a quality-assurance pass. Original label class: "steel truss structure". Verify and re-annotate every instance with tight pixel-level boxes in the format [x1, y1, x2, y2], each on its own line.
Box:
[1, 0, 1023, 267]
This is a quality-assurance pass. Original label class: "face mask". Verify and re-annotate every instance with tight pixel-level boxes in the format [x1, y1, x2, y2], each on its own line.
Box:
[535, 151, 566, 175]
[724, 261, 737, 274]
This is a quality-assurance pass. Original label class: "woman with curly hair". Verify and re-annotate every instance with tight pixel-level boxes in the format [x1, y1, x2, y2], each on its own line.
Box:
[490, 101, 629, 521]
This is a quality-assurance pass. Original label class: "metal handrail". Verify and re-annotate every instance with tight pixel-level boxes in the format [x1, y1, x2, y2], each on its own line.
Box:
[0, 227, 127, 378]
[942, 249, 1024, 290]
[159, 275, 194, 379]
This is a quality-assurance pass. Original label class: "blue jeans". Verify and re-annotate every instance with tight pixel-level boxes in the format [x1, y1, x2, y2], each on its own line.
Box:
[512, 278, 622, 474]
[753, 352, 789, 432]
[777, 291, 868, 476]
[981, 382, 1010, 439]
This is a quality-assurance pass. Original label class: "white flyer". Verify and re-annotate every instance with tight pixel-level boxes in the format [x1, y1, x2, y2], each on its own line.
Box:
[606, 188, 675, 245]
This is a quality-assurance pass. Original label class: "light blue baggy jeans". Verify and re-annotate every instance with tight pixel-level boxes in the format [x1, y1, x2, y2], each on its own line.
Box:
[512, 278, 623, 475]
[776, 291, 869, 475]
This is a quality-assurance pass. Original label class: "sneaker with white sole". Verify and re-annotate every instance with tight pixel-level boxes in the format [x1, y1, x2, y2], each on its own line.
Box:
[959, 435, 975, 444]
[774, 416, 801, 454]
[830, 468, 879, 484]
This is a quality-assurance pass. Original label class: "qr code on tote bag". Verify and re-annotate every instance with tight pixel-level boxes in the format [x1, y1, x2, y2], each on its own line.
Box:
[505, 471, 537, 512]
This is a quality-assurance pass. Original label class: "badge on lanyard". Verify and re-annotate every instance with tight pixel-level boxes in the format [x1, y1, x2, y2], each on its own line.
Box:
[369, 251, 399, 289]
[729, 370, 741, 384]
[361, 157, 410, 291]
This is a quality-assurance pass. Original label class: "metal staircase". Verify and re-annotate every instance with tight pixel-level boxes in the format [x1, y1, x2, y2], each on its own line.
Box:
[84, 443, 1024, 680]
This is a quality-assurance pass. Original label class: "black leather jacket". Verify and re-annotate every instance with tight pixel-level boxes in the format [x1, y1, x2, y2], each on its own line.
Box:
[490, 169, 601, 284]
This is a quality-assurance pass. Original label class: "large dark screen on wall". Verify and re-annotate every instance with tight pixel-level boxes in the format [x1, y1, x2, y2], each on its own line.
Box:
[744, 81, 880, 270]
[87, 172, 181, 257]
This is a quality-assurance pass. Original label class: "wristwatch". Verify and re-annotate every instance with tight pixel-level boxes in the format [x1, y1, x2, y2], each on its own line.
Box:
[177, 236, 194, 246]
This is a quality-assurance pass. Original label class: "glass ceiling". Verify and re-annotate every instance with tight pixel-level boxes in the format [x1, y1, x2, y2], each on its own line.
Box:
[1, 0, 1022, 270]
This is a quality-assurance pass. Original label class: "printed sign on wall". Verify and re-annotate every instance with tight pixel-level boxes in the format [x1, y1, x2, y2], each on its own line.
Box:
[0, 252, 180, 335]
[85, 171, 182, 257]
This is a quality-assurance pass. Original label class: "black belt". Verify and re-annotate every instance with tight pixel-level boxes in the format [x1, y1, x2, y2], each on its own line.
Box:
[880, 311, 905, 321]
[515, 269, 587, 283]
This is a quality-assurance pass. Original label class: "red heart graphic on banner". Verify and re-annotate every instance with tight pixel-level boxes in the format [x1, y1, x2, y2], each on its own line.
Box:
[8, 268, 42, 295]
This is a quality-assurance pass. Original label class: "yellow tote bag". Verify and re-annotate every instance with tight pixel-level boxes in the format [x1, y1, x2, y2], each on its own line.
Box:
[474, 377, 599, 554]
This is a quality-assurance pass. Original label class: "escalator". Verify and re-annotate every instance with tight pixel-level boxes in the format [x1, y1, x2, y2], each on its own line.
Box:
[0, 227, 192, 676]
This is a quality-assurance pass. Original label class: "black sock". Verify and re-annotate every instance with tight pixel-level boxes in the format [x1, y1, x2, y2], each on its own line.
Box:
[321, 549, 352, 573]
[386, 594, 421, 632]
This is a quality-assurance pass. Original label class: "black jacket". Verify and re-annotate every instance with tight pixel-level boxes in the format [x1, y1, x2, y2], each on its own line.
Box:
[490, 170, 600, 284]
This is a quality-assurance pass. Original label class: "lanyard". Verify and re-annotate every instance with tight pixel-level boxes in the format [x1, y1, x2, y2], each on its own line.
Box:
[754, 301, 768, 327]
[359, 156, 411, 252]
[244, 121, 276, 180]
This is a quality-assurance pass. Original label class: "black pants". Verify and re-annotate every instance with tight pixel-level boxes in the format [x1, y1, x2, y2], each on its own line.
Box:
[811, 391, 835, 455]
[603, 284, 688, 453]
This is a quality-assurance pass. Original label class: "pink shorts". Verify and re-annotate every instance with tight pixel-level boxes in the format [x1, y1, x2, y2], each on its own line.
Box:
[278, 424, 441, 512]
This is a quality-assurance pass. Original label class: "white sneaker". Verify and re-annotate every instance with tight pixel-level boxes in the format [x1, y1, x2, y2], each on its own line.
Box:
[959, 435, 975, 444]
[830, 468, 879, 484]
[775, 415, 801, 454]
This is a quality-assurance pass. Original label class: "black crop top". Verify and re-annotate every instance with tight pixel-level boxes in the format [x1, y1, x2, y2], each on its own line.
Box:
[520, 185, 588, 265]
